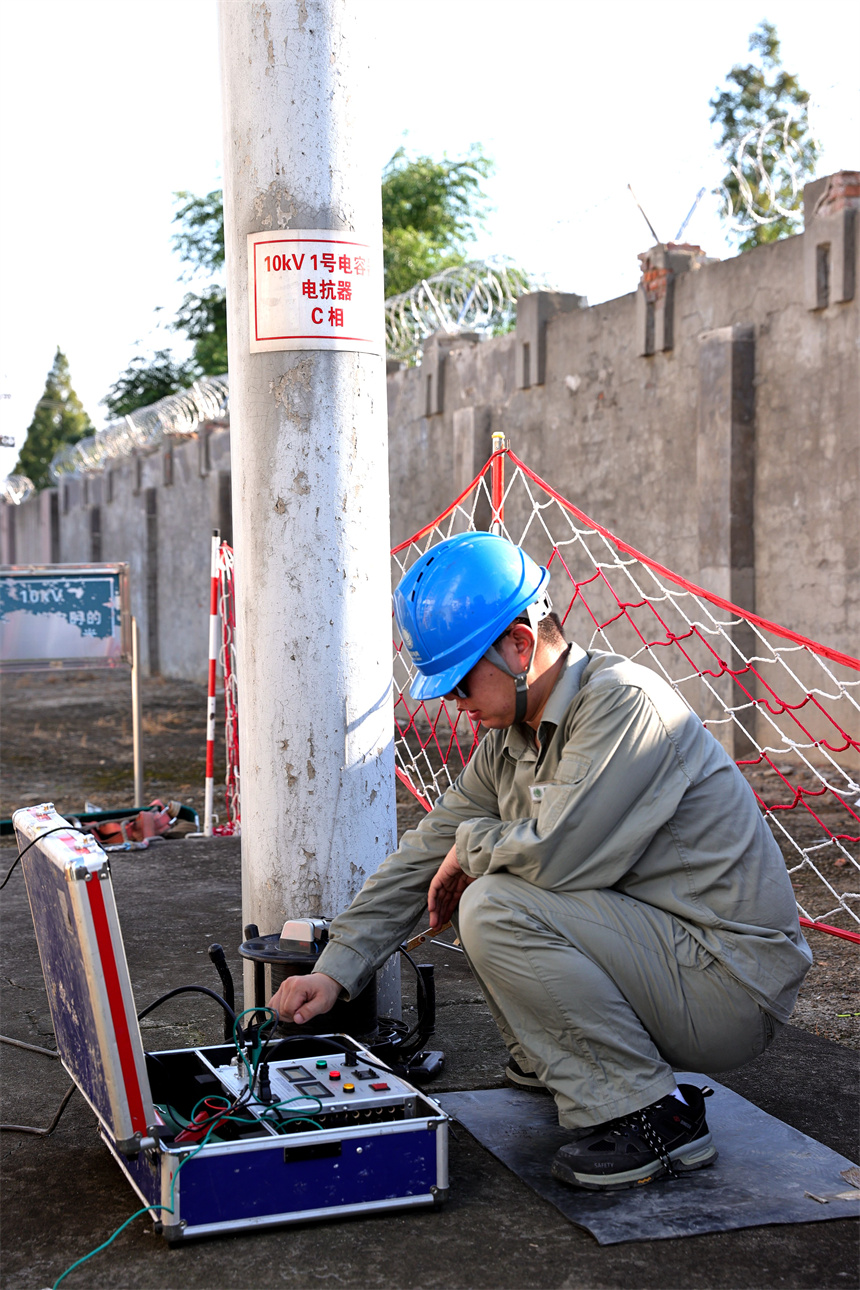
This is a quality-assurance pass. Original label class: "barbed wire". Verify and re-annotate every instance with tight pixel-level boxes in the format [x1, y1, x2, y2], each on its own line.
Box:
[48, 375, 230, 481]
[35, 261, 555, 483]
[545, 109, 821, 250]
[385, 257, 555, 364]
[1, 474, 34, 506]
[7, 114, 827, 491]
[718, 109, 815, 232]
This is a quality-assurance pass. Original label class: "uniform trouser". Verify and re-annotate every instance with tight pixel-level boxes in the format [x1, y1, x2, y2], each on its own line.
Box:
[455, 875, 781, 1129]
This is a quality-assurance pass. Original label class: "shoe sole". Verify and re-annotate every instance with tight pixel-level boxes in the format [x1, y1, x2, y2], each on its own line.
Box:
[551, 1134, 718, 1191]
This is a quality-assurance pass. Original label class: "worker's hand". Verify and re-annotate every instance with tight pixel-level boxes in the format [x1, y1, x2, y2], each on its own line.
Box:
[427, 844, 475, 929]
[268, 972, 342, 1025]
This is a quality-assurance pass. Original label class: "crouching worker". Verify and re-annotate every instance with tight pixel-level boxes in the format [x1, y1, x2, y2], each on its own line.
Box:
[270, 534, 811, 1191]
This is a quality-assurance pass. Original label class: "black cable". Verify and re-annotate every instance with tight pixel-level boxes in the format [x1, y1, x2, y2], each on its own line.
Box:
[373, 948, 430, 1058]
[399, 945, 428, 1018]
[136, 985, 237, 1029]
[207, 944, 235, 1041]
[0, 825, 88, 890]
[254, 1013, 279, 1069]
[395, 945, 429, 1050]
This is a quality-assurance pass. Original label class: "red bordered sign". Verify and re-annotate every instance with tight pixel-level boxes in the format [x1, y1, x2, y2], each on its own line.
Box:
[247, 230, 382, 354]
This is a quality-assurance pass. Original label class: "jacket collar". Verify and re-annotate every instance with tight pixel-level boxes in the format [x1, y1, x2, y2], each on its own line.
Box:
[502, 642, 589, 761]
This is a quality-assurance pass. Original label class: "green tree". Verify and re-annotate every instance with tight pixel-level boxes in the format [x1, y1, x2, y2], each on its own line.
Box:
[104, 190, 227, 417]
[15, 348, 93, 490]
[172, 188, 224, 275]
[171, 189, 227, 374]
[381, 147, 493, 297]
[710, 21, 819, 250]
[173, 286, 228, 375]
[102, 349, 200, 419]
[104, 151, 492, 412]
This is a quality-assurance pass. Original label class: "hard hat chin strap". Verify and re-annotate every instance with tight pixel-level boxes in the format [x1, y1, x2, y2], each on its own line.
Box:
[483, 642, 531, 723]
[482, 598, 547, 724]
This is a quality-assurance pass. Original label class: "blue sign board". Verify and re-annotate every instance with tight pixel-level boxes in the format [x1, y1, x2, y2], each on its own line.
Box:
[0, 564, 130, 670]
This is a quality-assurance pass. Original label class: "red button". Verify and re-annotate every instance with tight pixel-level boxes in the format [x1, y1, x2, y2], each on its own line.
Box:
[329, 1070, 341, 1080]
[370, 1081, 389, 1091]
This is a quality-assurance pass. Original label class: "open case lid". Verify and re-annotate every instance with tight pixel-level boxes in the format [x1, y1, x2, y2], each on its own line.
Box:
[13, 804, 155, 1155]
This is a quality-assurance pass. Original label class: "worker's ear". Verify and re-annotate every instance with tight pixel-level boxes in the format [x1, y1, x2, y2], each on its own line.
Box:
[507, 624, 536, 671]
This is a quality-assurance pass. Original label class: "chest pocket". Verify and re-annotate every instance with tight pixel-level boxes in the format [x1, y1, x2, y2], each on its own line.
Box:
[534, 753, 591, 834]
[555, 752, 591, 784]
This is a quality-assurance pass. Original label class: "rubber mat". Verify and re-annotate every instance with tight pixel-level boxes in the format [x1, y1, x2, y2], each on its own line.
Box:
[437, 1076, 860, 1245]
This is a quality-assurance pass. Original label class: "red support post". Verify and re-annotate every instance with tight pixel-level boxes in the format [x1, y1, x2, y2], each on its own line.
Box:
[490, 432, 507, 534]
[203, 529, 220, 836]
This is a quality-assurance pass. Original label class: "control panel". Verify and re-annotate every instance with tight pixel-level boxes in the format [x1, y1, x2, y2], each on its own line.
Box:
[212, 1050, 420, 1130]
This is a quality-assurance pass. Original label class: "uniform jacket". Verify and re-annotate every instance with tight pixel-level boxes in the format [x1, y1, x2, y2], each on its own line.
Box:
[315, 646, 812, 1021]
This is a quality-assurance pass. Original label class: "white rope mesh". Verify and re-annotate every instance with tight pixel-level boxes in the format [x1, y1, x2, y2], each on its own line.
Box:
[391, 450, 860, 940]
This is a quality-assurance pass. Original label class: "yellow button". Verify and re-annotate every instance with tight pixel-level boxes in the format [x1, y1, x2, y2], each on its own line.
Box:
[343, 1083, 355, 1093]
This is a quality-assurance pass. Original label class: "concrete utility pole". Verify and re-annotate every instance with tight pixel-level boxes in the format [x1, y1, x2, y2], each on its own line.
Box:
[219, 1, 396, 990]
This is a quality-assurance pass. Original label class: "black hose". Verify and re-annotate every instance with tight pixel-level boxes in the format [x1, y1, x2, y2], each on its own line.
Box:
[136, 984, 237, 1031]
[208, 944, 235, 1042]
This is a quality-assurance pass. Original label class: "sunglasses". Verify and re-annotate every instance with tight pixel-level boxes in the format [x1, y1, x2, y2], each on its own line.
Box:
[445, 680, 470, 701]
[443, 628, 518, 702]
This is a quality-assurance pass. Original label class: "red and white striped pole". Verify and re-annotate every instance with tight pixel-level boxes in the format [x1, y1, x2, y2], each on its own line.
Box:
[203, 529, 221, 837]
[490, 431, 506, 535]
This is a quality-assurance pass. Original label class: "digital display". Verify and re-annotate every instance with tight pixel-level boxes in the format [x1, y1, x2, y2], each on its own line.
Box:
[290, 1080, 334, 1100]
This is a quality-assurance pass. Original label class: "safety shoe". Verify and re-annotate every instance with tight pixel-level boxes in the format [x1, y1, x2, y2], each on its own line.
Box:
[551, 1084, 717, 1191]
[504, 1056, 549, 1092]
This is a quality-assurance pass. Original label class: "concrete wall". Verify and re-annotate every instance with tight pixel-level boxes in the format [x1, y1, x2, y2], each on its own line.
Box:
[3, 173, 857, 688]
[387, 187, 859, 667]
[1, 425, 232, 680]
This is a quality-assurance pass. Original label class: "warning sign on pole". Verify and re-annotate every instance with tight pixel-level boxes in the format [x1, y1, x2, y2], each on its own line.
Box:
[247, 230, 382, 355]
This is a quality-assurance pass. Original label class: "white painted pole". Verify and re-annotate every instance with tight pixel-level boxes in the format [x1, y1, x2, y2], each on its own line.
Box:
[219, 3, 397, 991]
[131, 617, 143, 805]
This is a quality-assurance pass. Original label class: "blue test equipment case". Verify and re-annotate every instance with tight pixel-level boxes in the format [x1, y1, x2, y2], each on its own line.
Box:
[14, 804, 449, 1242]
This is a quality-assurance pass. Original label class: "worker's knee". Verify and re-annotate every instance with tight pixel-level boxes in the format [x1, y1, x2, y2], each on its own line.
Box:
[457, 878, 624, 971]
[457, 875, 522, 965]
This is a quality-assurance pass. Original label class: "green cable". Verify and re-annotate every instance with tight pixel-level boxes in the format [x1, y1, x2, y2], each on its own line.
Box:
[49, 1124, 330, 1289]
[232, 1006, 277, 1089]
[50, 1205, 155, 1290]
[51, 1123, 214, 1289]
[51, 1008, 329, 1285]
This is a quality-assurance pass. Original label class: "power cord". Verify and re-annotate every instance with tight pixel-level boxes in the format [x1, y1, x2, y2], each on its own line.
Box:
[0, 825, 88, 891]
[0, 1036, 59, 1058]
[375, 946, 429, 1057]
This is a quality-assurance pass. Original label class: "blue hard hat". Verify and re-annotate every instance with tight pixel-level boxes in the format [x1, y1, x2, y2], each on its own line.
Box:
[393, 533, 551, 701]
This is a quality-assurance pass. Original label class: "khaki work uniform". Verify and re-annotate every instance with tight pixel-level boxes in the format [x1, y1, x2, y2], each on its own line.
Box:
[316, 646, 812, 1128]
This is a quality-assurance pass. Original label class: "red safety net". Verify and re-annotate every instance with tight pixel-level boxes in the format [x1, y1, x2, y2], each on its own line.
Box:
[215, 542, 241, 836]
[392, 447, 860, 944]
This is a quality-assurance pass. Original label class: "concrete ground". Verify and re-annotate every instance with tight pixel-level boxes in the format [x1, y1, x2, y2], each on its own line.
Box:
[1, 836, 857, 1290]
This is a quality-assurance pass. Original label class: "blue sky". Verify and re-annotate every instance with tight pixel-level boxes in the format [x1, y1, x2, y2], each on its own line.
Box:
[1, 0, 858, 479]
